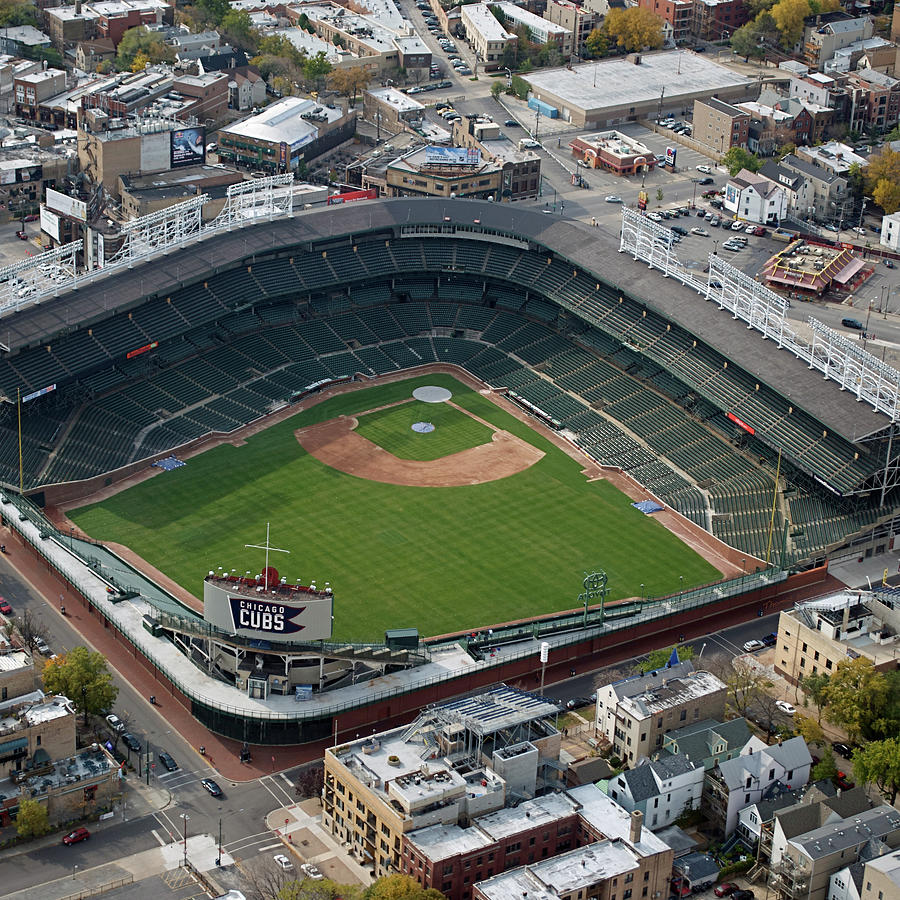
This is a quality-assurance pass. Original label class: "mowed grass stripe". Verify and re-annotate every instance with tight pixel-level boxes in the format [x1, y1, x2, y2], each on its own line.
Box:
[69, 374, 720, 641]
[355, 400, 493, 460]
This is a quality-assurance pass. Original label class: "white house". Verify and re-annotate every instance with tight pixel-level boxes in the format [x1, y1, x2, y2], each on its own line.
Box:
[723, 167, 788, 224]
[881, 211, 900, 252]
[604, 754, 704, 831]
[703, 735, 812, 836]
[827, 863, 863, 900]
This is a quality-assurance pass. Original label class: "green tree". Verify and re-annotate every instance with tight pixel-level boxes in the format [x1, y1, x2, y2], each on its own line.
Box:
[364, 874, 445, 900]
[777, 141, 796, 160]
[730, 22, 765, 60]
[257, 33, 307, 67]
[510, 74, 530, 99]
[16, 797, 50, 839]
[584, 27, 609, 59]
[0, 0, 37, 27]
[116, 26, 175, 70]
[42, 646, 118, 724]
[794, 714, 825, 747]
[195, 0, 230, 24]
[722, 146, 762, 175]
[656, 187, 664, 203]
[852, 738, 900, 803]
[823, 656, 889, 743]
[303, 51, 333, 90]
[220, 9, 257, 52]
[811, 752, 838, 782]
[636, 644, 695, 673]
[490, 81, 503, 99]
[800, 672, 830, 724]
[605, 7, 664, 52]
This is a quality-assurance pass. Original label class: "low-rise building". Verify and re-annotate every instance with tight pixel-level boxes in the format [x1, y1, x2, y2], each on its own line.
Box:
[227, 68, 265, 111]
[795, 141, 867, 177]
[383, 144, 502, 200]
[218, 97, 356, 174]
[0, 650, 35, 702]
[724, 167, 789, 224]
[859, 847, 900, 900]
[14, 68, 67, 123]
[596, 660, 727, 766]
[0, 26, 52, 57]
[460, 3, 517, 69]
[569, 130, 656, 176]
[660, 717, 752, 771]
[75, 37, 117, 72]
[703, 735, 812, 836]
[171, 72, 230, 121]
[364, 87, 426, 134]
[605, 754, 704, 830]
[882, 211, 900, 252]
[778, 153, 848, 225]
[452, 117, 540, 200]
[543, 0, 601, 56]
[845, 68, 900, 135]
[692, 97, 750, 155]
[0, 693, 76, 773]
[801, 11, 873, 71]
[118, 164, 245, 219]
[492, 3, 573, 57]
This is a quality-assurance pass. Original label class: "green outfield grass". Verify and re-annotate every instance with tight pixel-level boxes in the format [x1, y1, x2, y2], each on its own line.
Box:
[68, 373, 720, 641]
[355, 399, 494, 461]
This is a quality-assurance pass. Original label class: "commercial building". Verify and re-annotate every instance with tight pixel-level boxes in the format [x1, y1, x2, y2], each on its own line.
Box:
[569, 130, 656, 176]
[322, 686, 564, 878]
[364, 87, 426, 134]
[0, 146, 68, 222]
[723, 168, 788, 224]
[492, 3, 573, 57]
[14, 68, 67, 122]
[524, 52, 754, 128]
[703, 735, 813, 836]
[692, 97, 750, 155]
[217, 97, 356, 174]
[171, 72, 230, 121]
[774, 590, 900, 687]
[543, 1, 601, 56]
[762, 240, 861, 296]
[595, 660, 727, 766]
[452, 117, 541, 200]
[118, 164, 245, 219]
[604, 754, 704, 831]
[382, 145, 503, 200]
[460, 4, 517, 68]
[0, 693, 76, 772]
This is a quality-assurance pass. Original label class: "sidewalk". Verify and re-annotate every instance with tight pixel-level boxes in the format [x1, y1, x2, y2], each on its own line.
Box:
[263, 798, 373, 886]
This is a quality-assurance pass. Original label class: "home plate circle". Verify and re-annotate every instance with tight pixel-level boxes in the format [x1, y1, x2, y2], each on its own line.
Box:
[413, 385, 452, 403]
[412, 422, 435, 433]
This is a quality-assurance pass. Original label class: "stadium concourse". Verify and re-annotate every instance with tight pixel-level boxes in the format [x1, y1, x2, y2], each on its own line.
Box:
[0, 196, 894, 745]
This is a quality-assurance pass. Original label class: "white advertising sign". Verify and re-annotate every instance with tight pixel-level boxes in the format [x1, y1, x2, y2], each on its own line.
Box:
[39, 206, 60, 242]
[46, 187, 87, 222]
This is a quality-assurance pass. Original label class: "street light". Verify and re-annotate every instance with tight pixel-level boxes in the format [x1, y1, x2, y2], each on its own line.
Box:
[181, 813, 190, 867]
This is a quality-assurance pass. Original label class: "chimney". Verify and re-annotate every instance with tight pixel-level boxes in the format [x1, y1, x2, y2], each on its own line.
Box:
[842, 603, 850, 632]
[75, 0, 82, 13]
[630, 810, 643, 844]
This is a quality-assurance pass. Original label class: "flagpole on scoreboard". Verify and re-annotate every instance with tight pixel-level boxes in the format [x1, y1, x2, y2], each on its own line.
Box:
[245, 523, 290, 591]
[17, 387, 23, 495]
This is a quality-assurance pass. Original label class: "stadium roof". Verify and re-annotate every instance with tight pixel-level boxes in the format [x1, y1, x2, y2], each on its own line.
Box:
[0, 198, 888, 443]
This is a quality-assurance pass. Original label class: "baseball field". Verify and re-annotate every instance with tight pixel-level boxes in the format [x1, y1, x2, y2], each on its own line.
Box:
[68, 373, 720, 641]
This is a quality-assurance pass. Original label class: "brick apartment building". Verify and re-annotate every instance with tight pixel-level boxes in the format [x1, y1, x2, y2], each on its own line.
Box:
[692, 97, 750, 154]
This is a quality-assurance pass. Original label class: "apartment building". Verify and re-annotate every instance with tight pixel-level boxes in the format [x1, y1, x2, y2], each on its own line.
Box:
[543, 0, 601, 55]
[801, 12, 873, 71]
[845, 68, 900, 134]
[322, 686, 563, 878]
[692, 97, 750, 154]
[596, 660, 727, 766]
[493, 3, 573, 57]
[778, 154, 848, 224]
[460, 4, 517, 68]
[858, 848, 900, 900]
[774, 590, 900, 687]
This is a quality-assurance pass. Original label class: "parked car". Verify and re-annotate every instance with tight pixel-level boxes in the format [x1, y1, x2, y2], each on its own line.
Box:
[23, 214, 38, 222]
[715, 885, 738, 898]
[730, 221, 744, 231]
[35, 637, 51, 655]
[159, 750, 178, 771]
[776, 700, 797, 715]
[457, 67, 472, 75]
[762, 632, 777, 647]
[732, 892, 755, 900]
[63, 827, 90, 845]
[885, 259, 895, 268]
[752, 226, 767, 236]
[842, 317, 864, 330]
[106, 713, 125, 733]
[743, 639, 764, 652]
[0, 597, 11, 615]
[122, 733, 141, 753]
[690, 227, 709, 236]
[832, 741, 854, 757]
[201, 778, 223, 797]
[696, 165, 712, 174]
[836, 771, 855, 790]
[301, 863, 324, 880]
[274, 854, 294, 871]
[566, 697, 593, 709]
[672, 225, 689, 236]
[697, 177, 714, 185]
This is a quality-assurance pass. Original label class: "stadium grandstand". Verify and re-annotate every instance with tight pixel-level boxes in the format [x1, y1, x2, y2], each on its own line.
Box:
[0, 197, 895, 570]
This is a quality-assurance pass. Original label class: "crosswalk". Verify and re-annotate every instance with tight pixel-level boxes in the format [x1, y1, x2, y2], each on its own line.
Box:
[154, 765, 216, 791]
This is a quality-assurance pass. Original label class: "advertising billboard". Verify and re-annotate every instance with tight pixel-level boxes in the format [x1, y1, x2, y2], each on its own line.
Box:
[665, 146, 677, 169]
[39, 207, 60, 242]
[46, 188, 87, 223]
[327, 189, 377, 205]
[170, 126, 206, 169]
[203, 576, 333, 642]
[424, 146, 480, 166]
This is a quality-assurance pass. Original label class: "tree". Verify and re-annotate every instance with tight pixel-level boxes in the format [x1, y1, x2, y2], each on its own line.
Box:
[131, 50, 150, 73]
[16, 797, 50, 839]
[811, 752, 838, 782]
[605, 8, 664, 53]
[364, 874, 445, 900]
[777, 141, 796, 160]
[770, 0, 840, 49]
[328, 66, 371, 105]
[295, 762, 324, 799]
[872, 179, 900, 216]
[0, 0, 37, 27]
[584, 27, 609, 59]
[116, 26, 175, 70]
[636, 644, 695, 673]
[722, 146, 762, 175]
[490, 81, 503, 99]
[800, 672, 830, 724]
[303, 51, 333, 91]
[714, 656, 773, 719]
[794, 714, 825, 747]
[10, 608, 41, 653]
[853, 737, 900, 803]
[822, 656, 889, 743]
[42, 646, 118, 724]
[257, 34, 307, 68]
[220, 9, 257, 52]
[730, 22, 765, 60]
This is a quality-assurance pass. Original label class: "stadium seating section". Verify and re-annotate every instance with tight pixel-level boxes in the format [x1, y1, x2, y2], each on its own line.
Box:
[0, 234, 890, 565]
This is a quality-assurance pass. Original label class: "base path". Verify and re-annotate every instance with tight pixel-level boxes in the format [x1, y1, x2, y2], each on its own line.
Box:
[295, 415, 544, 487]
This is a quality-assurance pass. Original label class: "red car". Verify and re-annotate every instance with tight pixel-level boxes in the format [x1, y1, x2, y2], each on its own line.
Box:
[23, 214, 38, 222]
[0, 598, 11, 615]
[715, 885, 738, 898]
[63, 826, 90, 845]
[15, 230, 27, 240]
[836, 772, 856, 790]
[752, 226, 767, 236]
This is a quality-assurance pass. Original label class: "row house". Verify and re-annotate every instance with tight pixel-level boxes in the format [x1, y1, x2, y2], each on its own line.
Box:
[845, 68, 900, 134]
[736, 93, 832, 156]
[801, 11, 873, 71]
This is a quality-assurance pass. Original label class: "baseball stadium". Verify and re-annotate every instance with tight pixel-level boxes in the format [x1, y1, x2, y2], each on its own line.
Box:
[0, 194, 895, 745]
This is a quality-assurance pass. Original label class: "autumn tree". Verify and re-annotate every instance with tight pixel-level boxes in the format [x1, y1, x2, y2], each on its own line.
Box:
[853, 738, 900, 803]
[584, 27, 609, 59]
[328, 66, 371, 105]
[364, 874, 445, 900]
[722, 146, 762, 175]
[794, 714, 825, 747]
[800, 672, 830, 724]
[822, 656, 889, 743]
[636, 644, 695, 673]
[16, 797, 50, 838]
[604, 8, 665, 53]
[770, 0, 841, 49]
[116, 26, 175, 70]
[42, 646, 118, 725]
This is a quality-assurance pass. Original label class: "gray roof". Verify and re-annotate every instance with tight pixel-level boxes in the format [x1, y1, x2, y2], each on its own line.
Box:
[674, 851, 719, 880]
[663, 718, 752, 762]
[607, 660, 696, 701]
[697, 97, 747, 117]
[791, 805, 900, 860]
[1, 198, 888, 444]
[654, 824, 698, 857]
[717, 737, 812, 792]
[621, 764, 658, 802]
[759, 160, 805, 193]
[653, 754, 699, 779]
[781, 153, 844, 186]
[775, 784, 873, 838]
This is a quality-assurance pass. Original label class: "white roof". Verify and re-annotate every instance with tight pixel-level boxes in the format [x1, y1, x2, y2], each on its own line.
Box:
[496, 2, 570, 35]
[526, 51, 751, 113]
[0, 650, 30, 672]
[367, 86, 424, 113]
[462, 4, 516, 42]
[222, 97, 344, 148]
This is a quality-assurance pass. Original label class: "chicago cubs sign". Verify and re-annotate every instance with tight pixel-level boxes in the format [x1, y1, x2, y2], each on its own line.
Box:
[229, 596, 307, 635]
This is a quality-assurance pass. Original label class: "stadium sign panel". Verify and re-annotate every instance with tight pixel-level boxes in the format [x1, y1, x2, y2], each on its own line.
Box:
[424, 146, 480, 166]
[203, 573, 333, 642]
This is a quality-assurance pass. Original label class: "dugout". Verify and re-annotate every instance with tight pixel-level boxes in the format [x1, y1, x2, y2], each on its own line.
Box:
[385, 628, 419, 651]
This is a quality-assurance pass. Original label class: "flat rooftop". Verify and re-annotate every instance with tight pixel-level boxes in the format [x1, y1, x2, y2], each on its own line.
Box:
[0, 650, 30, 672]
[205, 573, 332, 603]
[462, 4, 516, 42]
[222, 97, 344, 146]
[526, 51, 751, 112]
[367, 86, 424, 113]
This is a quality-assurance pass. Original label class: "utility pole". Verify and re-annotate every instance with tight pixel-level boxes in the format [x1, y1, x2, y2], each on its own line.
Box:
[216, 818, 222, 866]
[534, 107, 541, 141]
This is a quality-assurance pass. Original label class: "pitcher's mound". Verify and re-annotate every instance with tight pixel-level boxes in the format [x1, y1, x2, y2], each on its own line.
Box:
[413, 385, 452, 403]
